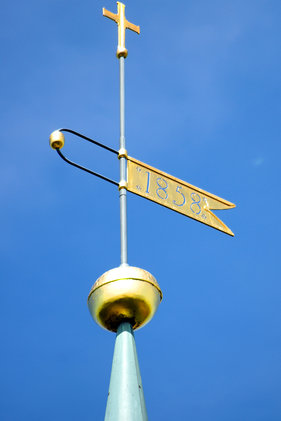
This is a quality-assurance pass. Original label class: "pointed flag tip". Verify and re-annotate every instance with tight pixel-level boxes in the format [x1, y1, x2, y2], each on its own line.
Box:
[226, 228, 235, 237]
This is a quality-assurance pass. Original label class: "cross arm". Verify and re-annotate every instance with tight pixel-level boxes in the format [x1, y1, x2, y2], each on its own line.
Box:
[103, 8, 118, 23]
[126, 21, 140, 35]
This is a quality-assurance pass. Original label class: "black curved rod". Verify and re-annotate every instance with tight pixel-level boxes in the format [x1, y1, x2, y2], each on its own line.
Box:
[56, 149, 119, 187]
[59, 128, 118, 155]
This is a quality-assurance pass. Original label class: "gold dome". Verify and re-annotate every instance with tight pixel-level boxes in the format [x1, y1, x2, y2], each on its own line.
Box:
[87, 266, 162, 332]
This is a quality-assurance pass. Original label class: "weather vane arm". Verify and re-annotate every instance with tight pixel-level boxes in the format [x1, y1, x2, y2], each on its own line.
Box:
[103, 2, 140, 58]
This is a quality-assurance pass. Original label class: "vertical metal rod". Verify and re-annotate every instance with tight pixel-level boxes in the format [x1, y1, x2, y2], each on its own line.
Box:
[119, 56, 128, 266]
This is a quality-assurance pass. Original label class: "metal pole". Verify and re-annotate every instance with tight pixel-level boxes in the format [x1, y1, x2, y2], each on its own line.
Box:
[104, 322, 148, 421]
[119, 56, 128, 266]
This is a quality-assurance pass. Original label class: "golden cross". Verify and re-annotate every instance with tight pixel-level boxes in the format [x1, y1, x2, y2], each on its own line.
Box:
[103, 2, 140, 58]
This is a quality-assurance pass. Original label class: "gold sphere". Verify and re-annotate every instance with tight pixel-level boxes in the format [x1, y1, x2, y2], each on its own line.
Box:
[49, 130, 65, 150]
[88, 266, 162, 332]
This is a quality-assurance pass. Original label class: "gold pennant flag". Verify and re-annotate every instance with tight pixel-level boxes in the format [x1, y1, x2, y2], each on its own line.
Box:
[127, 157, 235, 236]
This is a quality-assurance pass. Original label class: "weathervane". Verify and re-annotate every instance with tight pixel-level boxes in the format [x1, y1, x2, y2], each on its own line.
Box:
[49, 2, 235, 420]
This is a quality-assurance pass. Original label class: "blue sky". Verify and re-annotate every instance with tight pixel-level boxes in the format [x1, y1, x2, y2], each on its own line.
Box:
[1, 0, 281, 420]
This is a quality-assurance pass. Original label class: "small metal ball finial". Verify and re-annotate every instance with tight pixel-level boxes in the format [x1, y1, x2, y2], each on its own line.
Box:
[49, 130, 65, 149]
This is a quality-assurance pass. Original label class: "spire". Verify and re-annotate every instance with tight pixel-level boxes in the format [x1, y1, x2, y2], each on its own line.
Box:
[105, 322, 148, 421]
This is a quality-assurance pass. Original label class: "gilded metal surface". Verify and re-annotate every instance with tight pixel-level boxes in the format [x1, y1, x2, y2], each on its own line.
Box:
[118, 180, 128, 190]
[103, 2, 140, 58]
[88, 266, 162, 332]
[127, 157, 235, 236]
[118, 147, 128, 159]
[49, 130, 65, 150]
